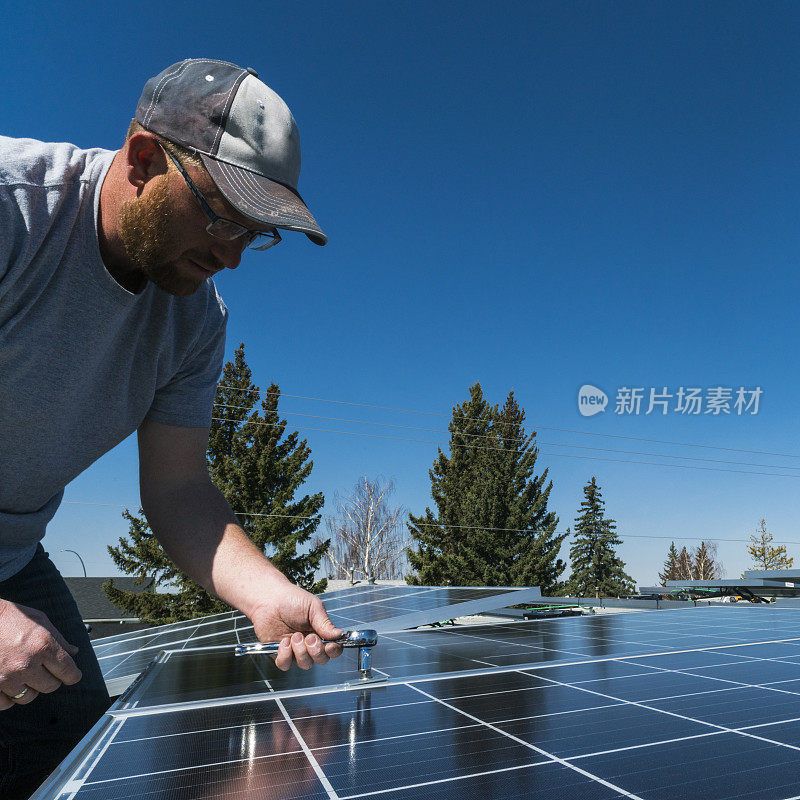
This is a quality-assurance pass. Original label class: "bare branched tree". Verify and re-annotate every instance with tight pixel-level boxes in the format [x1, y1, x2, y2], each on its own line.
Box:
[323, 476, 408, 582]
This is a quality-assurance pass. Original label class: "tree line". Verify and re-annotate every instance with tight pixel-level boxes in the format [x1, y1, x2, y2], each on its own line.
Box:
[656, 518, 793, 586]
[104, 347, 788, 623]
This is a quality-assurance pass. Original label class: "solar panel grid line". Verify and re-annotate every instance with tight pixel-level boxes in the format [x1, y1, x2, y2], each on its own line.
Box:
[522, 669, 800, 757]
[44, 606, 800, 799]
[111, 697, 436, 747]
[740, 713, 800, 732]
[96, 619, 254, 663]
[107, 651, 399, 718]
[368, 587, 544, 633]
[106, 629, 800, 719]
[430, 626, 596, 660]
[159, 642, 255, 655]
[562, 728, 725, 763]
[177, 624, 202, 650]
[616, 660, 800, 706]
[322, 586, 437, 608]
[116, 650, 172, 711]
[65, 664, 800, 800]
[94, 648, 143, 681]
[91, 610, 242, 650]
[250, 644, 342, 799]
[112, 648, 167, 703]
[90, 609, 238, 642]
[334, 761, 554, 800]
[76, 745, 307, 790]
[125, 655, 178, 711]
[110, 680, 724, 757]
[419, 618, 790, 666]
[378, 631, 501, 669]
[426, 672, 760, 723]
[406, 683, 647, 800]
[94, 585, 538, 679]
[628, 640, 800, 669]
[442, 672, 741, 706]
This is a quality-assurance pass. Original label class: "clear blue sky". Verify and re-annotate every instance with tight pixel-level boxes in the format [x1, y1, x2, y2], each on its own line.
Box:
[5, 1, 800, 586]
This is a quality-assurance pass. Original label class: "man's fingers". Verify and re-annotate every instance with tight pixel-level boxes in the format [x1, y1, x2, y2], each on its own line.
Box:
[3, 686, 39, 705]
[41, 621, 79, 657]
[323, 642, 344, 660]
[274, 637, 293, 671]
[42, 646, 82, 686]
[27, 665, 63, 695]
[290, 632, 313, 670]
[0, 694, 13, 711]
[304, 635, 330, 666]
[308, 601, 342, 642]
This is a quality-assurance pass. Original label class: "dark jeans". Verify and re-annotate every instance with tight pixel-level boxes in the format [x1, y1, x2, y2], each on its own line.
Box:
[0, 546, 110, 800]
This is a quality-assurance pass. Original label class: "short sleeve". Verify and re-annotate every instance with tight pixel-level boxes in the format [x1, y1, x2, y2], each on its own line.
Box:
[145, 301, 228, 428]
[0, 186, 27, 284]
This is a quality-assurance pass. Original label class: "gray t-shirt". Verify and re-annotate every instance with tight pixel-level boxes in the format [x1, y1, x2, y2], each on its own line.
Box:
[0, 136, 228, 580]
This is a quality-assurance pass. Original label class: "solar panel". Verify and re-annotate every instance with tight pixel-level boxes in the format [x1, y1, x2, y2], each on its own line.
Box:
[33, 605, 800, 799]
[94, 585, 542, 695]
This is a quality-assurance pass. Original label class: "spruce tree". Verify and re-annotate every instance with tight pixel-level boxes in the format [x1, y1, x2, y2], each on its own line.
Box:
[658, 542, 681, 583]
[407, 384, 566, 590]
[104, 343, 328, 623]
[490, 393, 566, 591]
[676, 546, 693, 580]
[566, 477, 634, 597]
[692, 541, 722, 579]
[407, 383, 495, 585]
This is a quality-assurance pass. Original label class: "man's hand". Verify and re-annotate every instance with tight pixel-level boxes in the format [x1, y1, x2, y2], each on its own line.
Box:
[249, 582, 344, 671]
[0, 600, 82, 710]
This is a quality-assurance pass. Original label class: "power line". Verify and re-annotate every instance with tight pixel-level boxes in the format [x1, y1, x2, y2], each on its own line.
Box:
[216, 384, 797, 460]
[211, 403, 800, 472]
[61, 501, 800, 547]
[209, 417, 800, 479]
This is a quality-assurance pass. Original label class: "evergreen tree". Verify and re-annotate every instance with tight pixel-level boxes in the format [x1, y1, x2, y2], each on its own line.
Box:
[658, 542, 681, 583]
[676, 546, 693, 580]
[491, 393, 566, 590]
[407, 384, 566, 590]
[692, 541, 722, 579]
[407, 383, 494, 585]
[566, 477, 634, 597]
[747, 519, 793, 570]
[104, 343, 328, 623]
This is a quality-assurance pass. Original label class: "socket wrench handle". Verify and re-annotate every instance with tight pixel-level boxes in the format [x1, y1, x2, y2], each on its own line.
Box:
[234, 628, 377, 656]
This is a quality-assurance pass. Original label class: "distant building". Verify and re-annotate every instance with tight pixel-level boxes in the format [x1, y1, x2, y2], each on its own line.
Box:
[64, 577, 155, 639]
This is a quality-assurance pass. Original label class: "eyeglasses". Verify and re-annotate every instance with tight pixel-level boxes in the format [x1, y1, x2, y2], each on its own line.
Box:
[161, 146, 282, 251]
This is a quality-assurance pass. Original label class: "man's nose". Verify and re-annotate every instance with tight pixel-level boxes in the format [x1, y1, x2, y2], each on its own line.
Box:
[210, 238, 245, 270]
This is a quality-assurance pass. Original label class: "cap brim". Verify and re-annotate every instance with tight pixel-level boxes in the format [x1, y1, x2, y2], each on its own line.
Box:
[200, 155, 327, 246]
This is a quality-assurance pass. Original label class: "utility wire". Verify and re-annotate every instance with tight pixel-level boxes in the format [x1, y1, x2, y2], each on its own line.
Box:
[216, 384, 795, 459]
[61, 501, 800, 547]
[211, 403, 800, 472]
[209, 416, 800, 479]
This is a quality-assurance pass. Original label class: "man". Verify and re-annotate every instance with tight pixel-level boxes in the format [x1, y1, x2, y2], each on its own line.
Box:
[0, 58, 342, 799]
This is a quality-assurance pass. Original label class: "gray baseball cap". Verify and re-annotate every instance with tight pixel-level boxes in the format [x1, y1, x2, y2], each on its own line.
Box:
[135, 58, 327, 245]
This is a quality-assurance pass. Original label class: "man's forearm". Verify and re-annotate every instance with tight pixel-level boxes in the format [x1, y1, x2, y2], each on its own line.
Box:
[141, 478, 290, 618]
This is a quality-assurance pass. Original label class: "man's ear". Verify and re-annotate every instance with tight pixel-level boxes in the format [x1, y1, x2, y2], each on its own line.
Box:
[125, 133, 168, 190]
